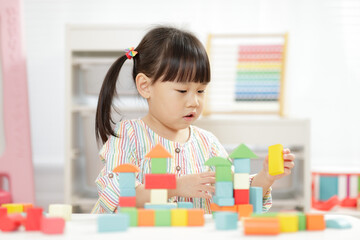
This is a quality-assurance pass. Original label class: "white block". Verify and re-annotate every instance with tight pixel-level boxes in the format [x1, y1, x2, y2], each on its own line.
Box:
[234, 173, 249, 190]
[48, 204, 72, 221]
[338, 175, 347, 201]
[150, 189, 168, 204]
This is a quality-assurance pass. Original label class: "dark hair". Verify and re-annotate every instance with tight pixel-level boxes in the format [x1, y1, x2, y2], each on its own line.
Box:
[95, 26, 211, 143]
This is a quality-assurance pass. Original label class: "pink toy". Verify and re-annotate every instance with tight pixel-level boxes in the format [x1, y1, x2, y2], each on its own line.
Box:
[41, 217, 66, 234]
[0, 0, 34, 204]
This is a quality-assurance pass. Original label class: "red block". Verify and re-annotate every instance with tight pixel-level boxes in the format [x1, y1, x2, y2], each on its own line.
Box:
[118, 196, 136, 207]
[8, 214, 25, 225]
[145, 174, 176, 189]
[25, 207, 43, 231]
[0, 207, 7, 217]
[0, 216, 21, 232]
[234, 189, 249, 204]
[41, 217, 65, 234]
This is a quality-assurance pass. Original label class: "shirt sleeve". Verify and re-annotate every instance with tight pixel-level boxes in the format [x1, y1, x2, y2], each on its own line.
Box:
[249, 175, 272, 212]
[92, 121, 137, 213]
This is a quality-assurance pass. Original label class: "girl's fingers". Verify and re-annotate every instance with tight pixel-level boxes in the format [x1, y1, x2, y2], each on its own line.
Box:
[283, 148, 291, 154]
[284, 161, 295, 169]
[199, 172, 215, 178]
[200, 177, 216, 184]
[284, 154, 295, 161]
[199, 184, 215, 193]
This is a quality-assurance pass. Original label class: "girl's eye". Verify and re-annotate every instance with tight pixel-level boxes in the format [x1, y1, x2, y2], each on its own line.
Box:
[177, 90, 187, 93]
[198, 90, 205, 93]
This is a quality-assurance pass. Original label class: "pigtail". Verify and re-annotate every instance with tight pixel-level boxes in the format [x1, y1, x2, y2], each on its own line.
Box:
[95, 55, 128, 143]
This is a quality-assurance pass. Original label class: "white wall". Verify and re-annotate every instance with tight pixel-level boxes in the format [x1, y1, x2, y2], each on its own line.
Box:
[22, 0, 360, 167]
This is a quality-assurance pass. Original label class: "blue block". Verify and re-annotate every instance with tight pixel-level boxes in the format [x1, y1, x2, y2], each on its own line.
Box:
[144, 203, 177, 209]
[119, 187, 136, 197]
[233, 158, 250, 173]
[250, 187, 262, 214]
[215, 182, 233, 198]
[319, 176, 338, 201]
[213, 196, 235, 206]
[215, 212, 238, 230]
[98, 214, 129, 232]
[177, 202, 193, 209]
[118, 173, 135, 189]
[326, 218, 352, 229]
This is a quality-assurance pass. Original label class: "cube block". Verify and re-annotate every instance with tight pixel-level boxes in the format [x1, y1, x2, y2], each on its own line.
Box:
[150, 189, 168, 204]
[187, 209, 205, 226]
[215, 212, 238, 230]
[215, 182, 233, 198]
[306, 213, 325, 231]
[97, 214, 129, 232]
[119, 196, 136, 207]
[48, 204, 72, 221]
[243, 217, 280, 235]
[151, 158, 168, 174]
[215, 166, 232, 181]
[119, 207, 138, 226]
[25, 207, 43, 231]
[171, 209, 188, 226]
[237, 204, 253, 219]
[234, 189, 249, 204]
[234, 173, 249, 189]
[137, 209, 155, 226]
[118, 172, 135, 189]
[41, 217, 65, 234]
[155, 209, 171, 226]
[120, 188, 136, 197]
[278, 213, 299, 232]
[233, 158, 250, 173]
[145, 174, 176, 189]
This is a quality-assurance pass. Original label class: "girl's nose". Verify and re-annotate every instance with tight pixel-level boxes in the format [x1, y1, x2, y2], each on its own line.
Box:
[187, 94, 200, 107]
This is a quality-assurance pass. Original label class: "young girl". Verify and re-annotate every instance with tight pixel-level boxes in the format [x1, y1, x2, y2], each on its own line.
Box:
[92, 26, 295, 214]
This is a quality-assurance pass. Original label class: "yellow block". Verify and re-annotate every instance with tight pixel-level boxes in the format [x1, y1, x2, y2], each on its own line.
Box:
[268, 144, 284, 176]
[171, 209, 188, 226]
[1, 203, 23, 214]
[278, 213, 298, 232]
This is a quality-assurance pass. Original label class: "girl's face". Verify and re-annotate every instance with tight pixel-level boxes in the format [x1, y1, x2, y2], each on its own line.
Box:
[147, 81, 208, 131]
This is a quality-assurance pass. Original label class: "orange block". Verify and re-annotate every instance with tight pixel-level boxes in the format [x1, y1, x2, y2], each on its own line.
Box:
[243, 218, 280, 235]
[237, 204, 253, 219]
[22, 203, 33, 212]
[210, 203, 237, 213]
[138, 209, 155, 226]
[306, 213, 325, 231]
[187, 209, 205, 226]
[113, 164, 140, 173]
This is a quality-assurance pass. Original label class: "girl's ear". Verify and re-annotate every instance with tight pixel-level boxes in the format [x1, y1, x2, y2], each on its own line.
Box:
[135, 73, 151, 99]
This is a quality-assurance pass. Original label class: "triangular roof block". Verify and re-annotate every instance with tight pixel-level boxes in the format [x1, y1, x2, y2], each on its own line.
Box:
[113, 163, 140, 173]
[145, 143, 173, 158]
[229, 144, 258, 159]
[205, 156, 232, 166]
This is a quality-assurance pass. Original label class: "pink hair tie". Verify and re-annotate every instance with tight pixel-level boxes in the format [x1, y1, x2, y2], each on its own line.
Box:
[125, 47, 138, 59]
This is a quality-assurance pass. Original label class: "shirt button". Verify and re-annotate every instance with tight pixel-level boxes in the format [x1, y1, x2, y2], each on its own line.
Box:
[176, 166, 181, 171]
[175, 148, 180, 153]
[109, 173, 114, 178]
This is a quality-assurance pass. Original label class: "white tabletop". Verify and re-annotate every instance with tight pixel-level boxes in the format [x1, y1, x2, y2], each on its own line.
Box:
[1, 214, 360, 240]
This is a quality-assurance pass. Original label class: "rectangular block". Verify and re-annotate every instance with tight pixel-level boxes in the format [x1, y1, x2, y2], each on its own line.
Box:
[171, 209, 188, 226]
[210, 203, 237, 212]
[233, 158, 250, 173]
[243, 218, 280, 235]
[187, 209, 205, 226]
[138, 209, 155, 226]
[25, 207, 43, 231]
[319, 176, 338, 201]
[278, 213, 299, 232]
[145, 174, 176, 189]
[98, 214, 129, 232]
[215, 166, 232, 181]
[1, 204, 23, 214]
[119, 207, 138, 226]
[118, 172, 135, 189]
[237, 204, 253, 219]
[215, 212, 238, 230]
[250, 187, 263, 214]
[41, 217, 65, 234]
[268, 144, 284, 176]
[155, 209, 171, 226]
[144, 203, 177, 210]
[234, 173, 250, 189]
[119, 196, 136, 207]
[213, 196, 235, 206]
[297, 212, 306, 231]
[151, 158, 168, 174]
[120, 188, 136, 197]
[48, 204, 72, 221]
[177, 202, 193, 209]
[306, 213, 325, 231]
[234, 189, 249, 204]
[150, 189, 168, 204]
[215, 182, 233, 198]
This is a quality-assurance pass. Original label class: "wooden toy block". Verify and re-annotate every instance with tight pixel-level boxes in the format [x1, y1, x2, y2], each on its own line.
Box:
[155, 209, 171, 226]
[278, 213, 299, 232]
[214, 212, 238, 230]
[119, 196, 136, 207]
[297, 212, 306, 230]
[319, 176, 338, 201]
[326, 218, 352, 229]
[215, 182, 233, 198]
[177, 202, 193, 209]
[119, 207, 138, 226]
[234, 173, 250, 189]
[120, 187, 136, 197]
[41, 217, 65, 234]
[22, 203, 34, 212]
[151, 158, 168, 174]
[150, 189, 168, 204]
[144, 174, 176, 189]
[210, 203, 237, 212]
[118, 172, 136, 189]
[48, 204, 72, 221]
[144, 203, 177, 209]
[251, 212, 278, 218]
[213, 196, 235, 206]
[229, 144, 258, 159]
[113, 163, 140, 173]
[98, 214, 129, 232]
[137, 209, 155, 226]
[0, 206, 7, 217]
[0, 216, 21, 232]
[234, 189, 249, 204]
[1, 203, 23, 213]
[215, 166, 232, 181]
[171, 209, 188, 226]
[145, 143, 173, 158]
[8, 213, 25, 225]
[243, 217, 280, 235]
[237, 204, 253, 219]
[306, 213, 325, 231]
[205, 156, 232, 166]
[233, 158, 250, 173]
[268, 144, 284, 176]
[187, 209, 205, 226]
[25, 207, 43, 231]
[249, 187, 262, 214]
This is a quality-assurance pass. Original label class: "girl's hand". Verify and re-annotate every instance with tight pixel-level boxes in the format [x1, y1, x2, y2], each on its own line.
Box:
[262, 148, 295, 182]
[170, 172, 216, 199]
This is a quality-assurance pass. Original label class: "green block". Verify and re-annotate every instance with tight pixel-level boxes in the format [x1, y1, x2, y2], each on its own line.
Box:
[229, 144, 258, 159]
[215, 166, 232, 181]
[119, 207, 138, 226]
[151, 158, 167, 174]
[297, 212, 306, 231]
[251, 212, 278, 218]
[205, 157, 232, 166]
[155, 209, 171, 226]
